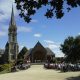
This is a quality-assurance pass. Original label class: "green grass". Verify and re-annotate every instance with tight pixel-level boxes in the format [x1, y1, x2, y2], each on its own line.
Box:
[0, 64, 12, 74]
[0, 69, 10, 74]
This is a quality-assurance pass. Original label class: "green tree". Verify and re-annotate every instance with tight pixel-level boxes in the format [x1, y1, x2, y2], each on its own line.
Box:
[15, 0, 80, 23]
[71, 35, 80, 62]
[18, 47, 28, 60]
[60, 36, 74, 56]
[61, 35, 80, 63]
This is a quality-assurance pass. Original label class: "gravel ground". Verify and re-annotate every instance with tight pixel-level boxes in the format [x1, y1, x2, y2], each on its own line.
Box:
[0, 65, 80, 80]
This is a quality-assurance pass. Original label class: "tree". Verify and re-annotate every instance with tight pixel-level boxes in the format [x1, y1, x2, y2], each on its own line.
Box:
[18, 47, 28, 60]
[60, 36, 80, 63]
[72, 35, 80, 61]
[15, 0, 80, 23]
[60, 36, 74, 56]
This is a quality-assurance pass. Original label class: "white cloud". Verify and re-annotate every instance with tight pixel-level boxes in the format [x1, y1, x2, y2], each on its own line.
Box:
[0, 25, 8, 37]
[1, 24, 32, 32]
[0, 31, 7, 36]
[44, 40, 54, 44]
[0, 0, 18, 22]
[19, 45, 24, 51]
[18, 26, 32, 33]
[0, 24, 32, 37]
[44, 40, 59, 49]
[49, 44, 64, 57]
[34, 33, 42, 38]
[44, 39, 64, 57]
[48, 44, 64, 57]
[48, 44, 59, 49]
[53, 49, 64, 57]
[78, 33, 80, 35]
[1, 25, 8, 30]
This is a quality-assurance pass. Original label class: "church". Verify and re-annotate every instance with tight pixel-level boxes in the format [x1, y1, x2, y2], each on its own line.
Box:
[2, 6, 19, 63]
[24, 41, 55, 63]
[0, 6, 55, 64]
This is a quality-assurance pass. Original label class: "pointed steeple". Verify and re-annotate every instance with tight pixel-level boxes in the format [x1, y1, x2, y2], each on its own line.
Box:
[9, 5, 16, 26]
[34, 41, 45, 49]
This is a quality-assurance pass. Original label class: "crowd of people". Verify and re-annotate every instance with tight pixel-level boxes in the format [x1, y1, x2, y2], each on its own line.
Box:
[11, 60, 80, 72]
[11, 61, 31, 72]
[44, 63, 80, 72]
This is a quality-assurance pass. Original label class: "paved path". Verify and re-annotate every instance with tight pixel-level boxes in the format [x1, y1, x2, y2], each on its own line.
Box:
[0, 65, 80, 80]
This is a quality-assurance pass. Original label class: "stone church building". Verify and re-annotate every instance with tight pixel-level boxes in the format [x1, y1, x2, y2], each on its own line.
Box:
[24, 41, 55, 63]
[2, 6, 19, 63]
[0, 6, 55, 64]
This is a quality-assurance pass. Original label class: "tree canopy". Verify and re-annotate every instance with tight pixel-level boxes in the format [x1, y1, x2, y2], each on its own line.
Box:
[60, 35, 80, 63]
[15, 0, 80, 23]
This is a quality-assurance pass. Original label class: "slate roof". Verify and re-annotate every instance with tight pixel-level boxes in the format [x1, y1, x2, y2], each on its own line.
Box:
[26, 48, 55, 55]
[24, 41, 55, 58]
[25, 48, 31, 56]
[27, 48, 33, 55]
[45, 48, 55, 56]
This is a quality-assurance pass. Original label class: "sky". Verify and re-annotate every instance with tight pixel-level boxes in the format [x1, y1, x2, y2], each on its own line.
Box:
[0, 0, 80, 57]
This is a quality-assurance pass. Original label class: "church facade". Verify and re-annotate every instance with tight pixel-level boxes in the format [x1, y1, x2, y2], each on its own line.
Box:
[24, 41, 55, 63]
[0, 7, 55, 64]
[3, 6, 19, 63]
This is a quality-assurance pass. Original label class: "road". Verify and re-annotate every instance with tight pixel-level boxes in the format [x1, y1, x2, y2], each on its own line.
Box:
[0, 65, 80, 80]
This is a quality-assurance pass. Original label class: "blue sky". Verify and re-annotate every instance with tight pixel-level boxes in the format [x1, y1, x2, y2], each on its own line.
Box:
[0, 0, 80, 57]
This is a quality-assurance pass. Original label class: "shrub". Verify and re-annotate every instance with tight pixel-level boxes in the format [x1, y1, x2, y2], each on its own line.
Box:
[0, 64, 12, 72]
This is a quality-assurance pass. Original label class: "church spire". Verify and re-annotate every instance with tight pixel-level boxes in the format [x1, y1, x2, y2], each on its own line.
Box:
[9, 5, 16, 26]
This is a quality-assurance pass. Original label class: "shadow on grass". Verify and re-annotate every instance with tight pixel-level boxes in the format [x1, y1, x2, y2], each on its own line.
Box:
[66, 76, 80, 80]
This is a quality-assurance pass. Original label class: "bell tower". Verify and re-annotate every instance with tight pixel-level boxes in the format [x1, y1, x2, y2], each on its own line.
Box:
[8, 6, 19, 62]
[9, 6, 17, 43]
